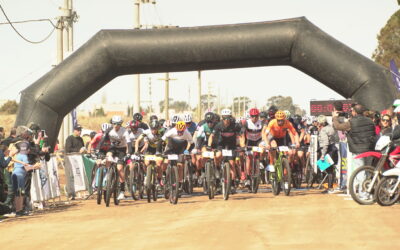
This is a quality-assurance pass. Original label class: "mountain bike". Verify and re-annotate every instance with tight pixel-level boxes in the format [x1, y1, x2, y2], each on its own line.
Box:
[220, 148, 236, 200]
[127, 154, 145, 200]
[104, 156, 120, 207]
[202, 150, 216, 199]
[164, 154, 180, 204]
[269, 146, 292, 196]
[144, 155, 158, 203]
[183, 152, 194, 194]
[244, 146, 263, 193]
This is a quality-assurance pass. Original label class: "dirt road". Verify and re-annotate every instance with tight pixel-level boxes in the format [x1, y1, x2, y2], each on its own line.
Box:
[1, 187, 399, 250]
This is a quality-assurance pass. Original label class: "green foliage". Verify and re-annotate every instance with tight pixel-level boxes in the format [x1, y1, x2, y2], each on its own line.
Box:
[266, 95, 305, 116]
[372, 10, 400, 67]
[159, 98, 189, 113]
[0, 100, 18, 114]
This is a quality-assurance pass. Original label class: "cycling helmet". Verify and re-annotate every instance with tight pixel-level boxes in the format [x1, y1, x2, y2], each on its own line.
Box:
[293, 114, 302, 124]
[129, 120, 140, 129]
[111, 115, 123, 125]
[149, 120, 160, 130]
[284, 110, 291, 119]
[183, 113, 192, 123]
[249, 108, 260, 116]
[260, 111, 268, 119]
[275, 110, 286, 120]
[176, 121, 186, 132]
[205, 112, 214, 122]
[268, 105, 278, 114]
[317, 115, 327, 124]
[101, 123, 112, 132]
[150, 115, 158, 121]
[204, 112, 214, 120]
[133, 112, 143, 121]
[90, 131, 97, 139]
[221, 109, 232, 116]
[171, 114, 181, 125]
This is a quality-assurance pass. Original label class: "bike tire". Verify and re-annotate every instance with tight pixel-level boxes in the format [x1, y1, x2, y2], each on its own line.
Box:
[105, 166, 115, 207]
[304, 156, 314, 188]
[222, 162, 231, 200]
[183, 160, 193, 194]
[251, 159, 260, 194]
[205, 161, 214, 199]
[349, 165, 376, 205]
[138, 164, 145, 199]
[113, 169, 120, 206]
[170, 165, 179, 204]
[164, 168, 170, 200]
[129, 164, 138, 200]
[96, 166, 104, 205]
[282, 158, 292, 196]
[375, 176, 400, 206]
[146, 164, 154, 203]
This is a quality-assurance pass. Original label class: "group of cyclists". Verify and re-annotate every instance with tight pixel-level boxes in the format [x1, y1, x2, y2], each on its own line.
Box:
[88, 106, 318, 204]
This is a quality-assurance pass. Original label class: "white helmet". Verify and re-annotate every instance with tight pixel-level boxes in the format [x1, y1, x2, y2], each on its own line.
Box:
[284, 110, 291, 118]
[171, 114, 181, 125]
[101, 123, 112, 132]
[183, 113, 192, 123]
[221, 109, 232, 116]
[111, 115, 123, 125]
[163, 120, 171, 129]
[393, 99, 400, 108]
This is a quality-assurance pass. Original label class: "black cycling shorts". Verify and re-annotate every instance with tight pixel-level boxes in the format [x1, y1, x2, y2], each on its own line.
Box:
[108, 147, 127, 164]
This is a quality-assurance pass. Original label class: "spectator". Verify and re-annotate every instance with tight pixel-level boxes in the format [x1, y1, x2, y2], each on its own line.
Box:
[1, 127, 17, 147]
[65, 125, 85, 154]
[332, 104, 376, 172]
[317, 115, 339, 194]
[379, 114, 392, 137]
[0, 143, 16, 204]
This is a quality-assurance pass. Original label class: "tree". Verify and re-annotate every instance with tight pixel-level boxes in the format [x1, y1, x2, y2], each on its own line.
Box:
[372, 10, 400, 67]
[266, 95, 305, 116]
[159, 98, 174, 113]
[171, 101, 190, 113]
[0, 100, 18, 114]
[94, 107, 105, 117]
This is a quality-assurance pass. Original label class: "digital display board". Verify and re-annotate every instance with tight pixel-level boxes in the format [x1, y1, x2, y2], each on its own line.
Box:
[310, 100, 353, 116]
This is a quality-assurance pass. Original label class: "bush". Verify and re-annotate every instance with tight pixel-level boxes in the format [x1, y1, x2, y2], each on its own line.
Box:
[0, 100, 18, 114]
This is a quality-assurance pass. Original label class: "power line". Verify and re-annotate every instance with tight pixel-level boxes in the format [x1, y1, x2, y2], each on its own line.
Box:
[0, 18, 57, 28]
[0, 3, 57, 44]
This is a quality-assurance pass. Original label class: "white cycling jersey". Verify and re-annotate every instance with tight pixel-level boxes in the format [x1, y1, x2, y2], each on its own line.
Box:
[125, 128, 144, 147]
[109, 127, 127, 148]
[162, 127, 193, 144]
[244, 119, 263, 141]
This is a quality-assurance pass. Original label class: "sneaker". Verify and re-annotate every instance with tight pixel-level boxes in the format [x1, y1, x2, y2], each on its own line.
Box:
[3, 212, 16, 218]
[244, 179, 251, 187]
[117, 191, 125, 200]
[329, 189, 342, 194]
[16, 210, 30, 217]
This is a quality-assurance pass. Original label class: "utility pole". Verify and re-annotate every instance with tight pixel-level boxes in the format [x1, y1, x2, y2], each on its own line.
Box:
[58, 0, 77, 148]
[158, 73, 177, 120]
[197, 71, 202, 121]
[133, 0, 141, 114]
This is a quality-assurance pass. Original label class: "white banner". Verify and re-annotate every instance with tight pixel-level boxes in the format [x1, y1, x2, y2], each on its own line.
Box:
[310, 135, 318, 173]
[64, 153, 87, 193]
[30, 156, 61, 202]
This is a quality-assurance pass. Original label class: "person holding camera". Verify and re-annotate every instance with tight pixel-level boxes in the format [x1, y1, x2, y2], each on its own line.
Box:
[332, 103, 376, 173]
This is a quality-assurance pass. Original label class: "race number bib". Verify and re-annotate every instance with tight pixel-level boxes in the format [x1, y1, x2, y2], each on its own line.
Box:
[222, 150, 233, 157]
[202, 151, 214, 158]
[252, 147, 263, 153]
[145, 155, 156, 161]
[168, 154, 179, 160]
[279, 146, 289, 152]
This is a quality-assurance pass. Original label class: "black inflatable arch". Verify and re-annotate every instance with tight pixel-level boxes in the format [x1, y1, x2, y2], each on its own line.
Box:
[16, 17, 396, 148]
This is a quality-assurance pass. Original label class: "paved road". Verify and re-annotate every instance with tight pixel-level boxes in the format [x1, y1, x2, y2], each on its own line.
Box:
[1, 186, 399, 250]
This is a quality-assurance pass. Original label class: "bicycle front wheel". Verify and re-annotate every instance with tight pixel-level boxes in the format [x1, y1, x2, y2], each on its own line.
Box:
[282, 158, 292, 196]
[146, 164, 154, 203]
[251, 158, 260, 194]
[205, 161, 214, 199]
[169, 165, 179, 204]
[96, 166, 104, 205]
[222, 162, 231, 200]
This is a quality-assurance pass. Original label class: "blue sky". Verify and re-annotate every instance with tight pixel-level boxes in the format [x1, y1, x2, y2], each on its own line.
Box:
[0, 0, 398, 114]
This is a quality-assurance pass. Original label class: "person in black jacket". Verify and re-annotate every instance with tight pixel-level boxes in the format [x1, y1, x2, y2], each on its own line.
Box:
[65, 125, 85, 154]
[332, 104, 376, 171]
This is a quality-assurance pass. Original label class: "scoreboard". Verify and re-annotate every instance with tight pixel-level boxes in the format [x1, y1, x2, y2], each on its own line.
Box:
[310, 100, 353, 116]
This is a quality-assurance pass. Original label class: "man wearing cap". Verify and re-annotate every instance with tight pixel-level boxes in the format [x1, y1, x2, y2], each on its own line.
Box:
[65, 125, 86, 154]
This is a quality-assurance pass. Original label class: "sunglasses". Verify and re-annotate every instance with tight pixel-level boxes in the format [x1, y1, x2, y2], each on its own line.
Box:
[382, 119, 390, 122]
[251, 115, 259, 118]
[277, 119, 284, 122]
[222, 117, 230, 120]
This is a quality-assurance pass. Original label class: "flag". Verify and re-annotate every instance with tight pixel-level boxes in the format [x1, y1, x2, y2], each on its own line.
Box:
[390, 59, 400, 91]
[71, 108, 78, 128]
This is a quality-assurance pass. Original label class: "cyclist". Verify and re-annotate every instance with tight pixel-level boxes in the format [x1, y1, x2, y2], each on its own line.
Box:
[263, 110, 300, 167]
[88, 123, 112, 153]
[194, 112, 217, 184]
[125, 120, 145, 155]
[208, 109, 244, 184]
[198, 112, 214, 127]
[133, 112, 149, 130]
[183, 113, 197, 136]
[149, 115, 158, 122]
[260, 111, 269, 126]
[135, 120, 164, 184]
[161, 121, 193, 186]
[241, 108, 265, 187]
[171, 114, 181, 128]
[97, 115, 128, 200]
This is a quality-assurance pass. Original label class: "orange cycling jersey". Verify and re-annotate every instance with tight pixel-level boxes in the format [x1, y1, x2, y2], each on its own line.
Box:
[266, 119, 297, 138]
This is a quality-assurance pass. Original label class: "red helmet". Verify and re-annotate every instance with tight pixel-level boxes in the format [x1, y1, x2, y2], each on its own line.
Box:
[249, 108, 260, 116]
[129, 120, 140, 129]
